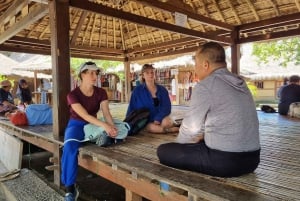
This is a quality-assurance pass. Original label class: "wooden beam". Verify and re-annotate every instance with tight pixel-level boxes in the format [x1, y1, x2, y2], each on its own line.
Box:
[127, 37, 198, 53]
[241, 20, 300, 35]
[70, 44, 125, 54]
[129, 46, 199, 62]
[238, 12, 300, 32]
[30, 0, 48, 4]
[133, 0, 233, 31]
[7, 36, 50, 48]
[70, 52, 125, 62]
[7, 36, 125, 54]
[238, 27, 300, 44]
[0, 44, 50, 55]
[0, 42, 125, 61]
[69, 0, 231, 44]
[128, 29, 228, 54]
[0, 4, 48, 44]
[70, 11, 88, 45]
[0, 0, 29, 29]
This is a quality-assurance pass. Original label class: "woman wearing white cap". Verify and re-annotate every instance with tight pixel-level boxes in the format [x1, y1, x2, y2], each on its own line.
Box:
[61, 61, 117, 201]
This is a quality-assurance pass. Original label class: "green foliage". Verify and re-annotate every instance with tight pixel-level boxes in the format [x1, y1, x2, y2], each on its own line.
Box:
[252, 38, 300, 67]
[246, 82, 257, 97]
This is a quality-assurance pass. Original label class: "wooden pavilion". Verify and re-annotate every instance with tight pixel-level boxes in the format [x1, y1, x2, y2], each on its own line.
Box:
[0, 0, 299, 200]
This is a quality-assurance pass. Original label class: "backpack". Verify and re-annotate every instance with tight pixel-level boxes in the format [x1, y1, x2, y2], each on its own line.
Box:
[124, 108, 150, 136]
[288, 102, 300, 118]
[261, 105, 276, 113]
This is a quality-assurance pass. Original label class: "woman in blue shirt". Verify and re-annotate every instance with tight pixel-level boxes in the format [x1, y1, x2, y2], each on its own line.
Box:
[126, 64, 179, 134]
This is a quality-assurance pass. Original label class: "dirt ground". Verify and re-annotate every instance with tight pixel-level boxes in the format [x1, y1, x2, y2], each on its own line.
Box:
[22, 148, 125, 201]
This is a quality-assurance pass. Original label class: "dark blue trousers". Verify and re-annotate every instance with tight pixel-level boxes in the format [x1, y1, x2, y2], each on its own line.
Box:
[157, 141, 260, 177]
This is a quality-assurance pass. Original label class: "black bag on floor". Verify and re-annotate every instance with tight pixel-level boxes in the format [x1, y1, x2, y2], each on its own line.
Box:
[261, 105, 276, 113]
[124, 108, 150, 136]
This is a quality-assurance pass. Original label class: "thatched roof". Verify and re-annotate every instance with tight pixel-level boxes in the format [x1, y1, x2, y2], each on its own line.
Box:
[0, 53, 51, 78]
[0, 0, 299, 62]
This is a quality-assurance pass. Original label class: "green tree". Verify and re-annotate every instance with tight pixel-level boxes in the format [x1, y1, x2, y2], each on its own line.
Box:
[246, 81, 257, 97]
[252, 38, 300, 67]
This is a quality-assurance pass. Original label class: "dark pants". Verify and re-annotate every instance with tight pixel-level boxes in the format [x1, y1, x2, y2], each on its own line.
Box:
[278, 103, 289, 115]
[157, 141, 260, 177]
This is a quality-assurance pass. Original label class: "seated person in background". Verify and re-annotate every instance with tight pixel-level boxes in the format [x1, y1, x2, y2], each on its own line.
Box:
[16, 79, 33, 106]
[278, 75, 300, 115]
[0, 80, 15, 106]
[157, 42, 260, 177]
[126, 64, 179, 134]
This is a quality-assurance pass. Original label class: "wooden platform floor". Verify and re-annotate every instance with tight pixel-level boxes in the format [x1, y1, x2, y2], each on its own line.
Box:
[105, 104, 300, 200]
[0, 104, 299, 200]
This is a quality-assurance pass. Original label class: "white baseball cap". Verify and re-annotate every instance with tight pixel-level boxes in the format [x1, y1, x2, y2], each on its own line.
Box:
[79, 61, 100, 73]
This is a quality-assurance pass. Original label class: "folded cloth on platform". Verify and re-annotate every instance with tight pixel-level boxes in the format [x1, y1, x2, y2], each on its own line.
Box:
[25, 104, 52, 125]
[84, 118, 129, 146]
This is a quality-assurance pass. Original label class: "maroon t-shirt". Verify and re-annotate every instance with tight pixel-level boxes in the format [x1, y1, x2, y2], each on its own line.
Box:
[67, 86, 108, 122]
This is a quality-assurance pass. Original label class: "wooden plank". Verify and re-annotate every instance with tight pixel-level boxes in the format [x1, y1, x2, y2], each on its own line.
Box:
[125, 189, 143, 201]
[0, 129, 22, 171]
[79, 145, 274, 201]
[78, 155, 187, 201]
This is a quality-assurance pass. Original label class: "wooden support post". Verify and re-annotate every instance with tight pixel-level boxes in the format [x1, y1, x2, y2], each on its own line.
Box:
[231, 27, 241, 75]
[126, 189, 143, 201]
[49, 0, 71, 187]
[124, 59, 131, 102]
[175, 74, 179, 105]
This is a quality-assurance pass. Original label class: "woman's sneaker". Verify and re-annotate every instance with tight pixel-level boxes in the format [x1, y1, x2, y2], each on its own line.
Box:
[64, 188, 79, 201]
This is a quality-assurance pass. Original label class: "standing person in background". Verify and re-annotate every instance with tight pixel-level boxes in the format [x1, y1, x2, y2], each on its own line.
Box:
[61, 61, 117, 201]
[278, 75, 300, 115]
[16, 79, 33, 106]
[126, 64, 179, 134]
[157, 42, 260, 177]
[170, 75, 177, 103]
[0, 80, 15, 106]
[277, 77, 289, 99]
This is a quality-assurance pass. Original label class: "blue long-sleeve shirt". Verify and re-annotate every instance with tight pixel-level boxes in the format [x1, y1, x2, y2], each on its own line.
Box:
[126, 83, 171, 123]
